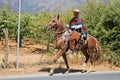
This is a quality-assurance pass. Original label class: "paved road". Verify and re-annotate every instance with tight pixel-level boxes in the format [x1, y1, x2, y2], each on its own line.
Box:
[0, 71, 120, 80]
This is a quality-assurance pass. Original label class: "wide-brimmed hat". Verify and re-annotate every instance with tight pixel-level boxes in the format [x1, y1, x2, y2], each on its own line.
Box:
[74, 9, 80, 13]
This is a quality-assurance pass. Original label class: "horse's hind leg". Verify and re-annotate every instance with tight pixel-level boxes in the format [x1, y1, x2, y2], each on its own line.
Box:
[87, 58, 94, 73]
[81, 49, 89, 73]
[87, 49, 94, 73]
[62, 53, 70, 74]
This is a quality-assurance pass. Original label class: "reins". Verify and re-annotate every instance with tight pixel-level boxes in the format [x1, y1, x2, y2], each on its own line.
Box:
[55, 28, 66, 34]
[52, 25, 67, 41]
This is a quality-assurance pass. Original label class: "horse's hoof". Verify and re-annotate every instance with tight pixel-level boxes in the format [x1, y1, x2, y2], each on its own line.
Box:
[86, 70, 91, 74]
[65, 71, 69, 74]
[49, 69, 54, 76]
[81, 69, 86, 73]
[49, 72, 54, 76]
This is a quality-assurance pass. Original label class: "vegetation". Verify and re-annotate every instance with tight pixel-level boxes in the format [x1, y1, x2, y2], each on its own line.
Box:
[81, 0, 120, 66]
[0, 0, 119, 66]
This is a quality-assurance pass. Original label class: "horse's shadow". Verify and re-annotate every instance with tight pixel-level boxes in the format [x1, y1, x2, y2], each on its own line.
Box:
[38, 67, 84, 74]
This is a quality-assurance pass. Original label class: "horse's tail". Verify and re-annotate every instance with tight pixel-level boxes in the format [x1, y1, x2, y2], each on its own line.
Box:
[94, 39, 102, 61]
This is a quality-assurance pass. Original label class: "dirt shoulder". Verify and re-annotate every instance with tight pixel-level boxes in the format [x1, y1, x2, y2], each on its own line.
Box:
[0, 40, 120, 76]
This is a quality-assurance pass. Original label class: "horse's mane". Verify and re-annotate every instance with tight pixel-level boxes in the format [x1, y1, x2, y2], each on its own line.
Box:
[58, 18, 64, 28]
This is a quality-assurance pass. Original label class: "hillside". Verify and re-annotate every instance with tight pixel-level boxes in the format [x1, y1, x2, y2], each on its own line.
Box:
[0, 0, 107, 13]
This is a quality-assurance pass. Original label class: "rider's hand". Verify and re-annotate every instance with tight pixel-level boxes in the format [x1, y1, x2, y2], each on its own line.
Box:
[66, 24, 69, 28]
[65, 24, 69, 30]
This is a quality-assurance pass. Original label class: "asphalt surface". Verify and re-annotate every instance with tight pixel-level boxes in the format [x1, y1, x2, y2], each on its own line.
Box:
[0, 71, 120, 80]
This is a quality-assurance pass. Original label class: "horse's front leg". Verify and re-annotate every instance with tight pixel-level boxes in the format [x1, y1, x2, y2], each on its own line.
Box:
[49, 49, 65, 76]
[62, 53, 70, 74]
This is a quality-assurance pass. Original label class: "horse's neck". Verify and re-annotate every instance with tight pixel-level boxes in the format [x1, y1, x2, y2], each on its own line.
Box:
[55, 25, 64, 41]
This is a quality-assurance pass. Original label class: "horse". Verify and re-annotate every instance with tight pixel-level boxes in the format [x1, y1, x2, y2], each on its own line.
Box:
[45, 14, 101, 75]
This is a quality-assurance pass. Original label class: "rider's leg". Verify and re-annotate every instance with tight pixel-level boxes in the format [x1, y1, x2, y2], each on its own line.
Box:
[83, 32, 87, 40]
[63, 29, 73, 53]
[81, 32, 87, 43]
[62, 29, 71, 47]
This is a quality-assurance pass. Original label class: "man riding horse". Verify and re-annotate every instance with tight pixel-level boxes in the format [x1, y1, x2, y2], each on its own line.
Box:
[63, 9, 87, 53]
[69, 9, 87, 42]
[46, 13, 101, 75]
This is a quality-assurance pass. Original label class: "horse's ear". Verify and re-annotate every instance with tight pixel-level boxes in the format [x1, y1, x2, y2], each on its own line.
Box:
[57, 14, 60, 20]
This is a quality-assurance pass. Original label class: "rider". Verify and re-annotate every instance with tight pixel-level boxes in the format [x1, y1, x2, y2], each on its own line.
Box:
[68, 9, 87, 43]
[63, 9, 87, 53]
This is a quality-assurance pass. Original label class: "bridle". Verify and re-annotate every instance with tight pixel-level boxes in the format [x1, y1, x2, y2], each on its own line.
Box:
[46, 18, 67, 41]
[49, 21, 66, 35]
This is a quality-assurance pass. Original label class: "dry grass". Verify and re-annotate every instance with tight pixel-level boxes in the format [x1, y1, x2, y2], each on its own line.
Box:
[0, 39, 120, 76]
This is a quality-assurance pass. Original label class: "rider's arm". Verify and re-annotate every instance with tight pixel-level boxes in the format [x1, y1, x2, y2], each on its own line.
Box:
[71, 24, 82, 29]
[71, 17, 83, 29]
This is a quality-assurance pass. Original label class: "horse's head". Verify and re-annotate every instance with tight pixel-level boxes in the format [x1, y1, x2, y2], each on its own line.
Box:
[46, 14, 60, 30]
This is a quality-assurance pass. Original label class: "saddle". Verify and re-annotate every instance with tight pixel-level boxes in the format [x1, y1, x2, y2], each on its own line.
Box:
[68, 31, 88, 50]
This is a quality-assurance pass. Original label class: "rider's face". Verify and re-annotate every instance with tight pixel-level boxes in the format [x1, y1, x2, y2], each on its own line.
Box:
[74, 12, 79, 17]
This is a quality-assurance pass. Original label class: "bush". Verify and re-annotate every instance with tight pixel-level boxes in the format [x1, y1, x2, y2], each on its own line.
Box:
[0, 0, 119, 66]
[80, 0, 120, 66]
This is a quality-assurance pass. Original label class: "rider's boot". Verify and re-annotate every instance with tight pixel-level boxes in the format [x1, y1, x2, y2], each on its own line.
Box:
[80, 35, 85, 43]
[81, 33, 87, 43]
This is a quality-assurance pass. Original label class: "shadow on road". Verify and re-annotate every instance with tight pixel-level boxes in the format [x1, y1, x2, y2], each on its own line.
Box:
[38, 67, 84, 74]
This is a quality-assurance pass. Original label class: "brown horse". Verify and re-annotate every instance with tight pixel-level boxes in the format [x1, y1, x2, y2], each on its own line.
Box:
[46, 14, 101, 75]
